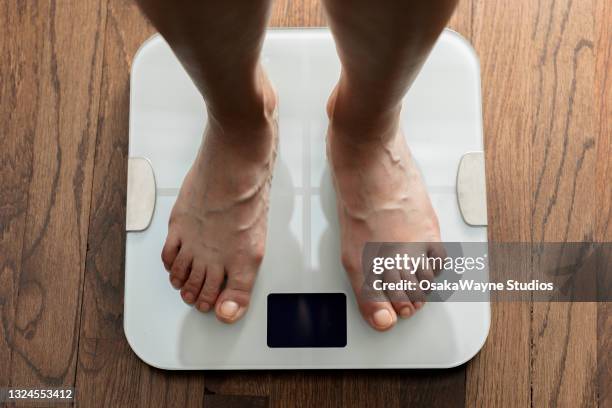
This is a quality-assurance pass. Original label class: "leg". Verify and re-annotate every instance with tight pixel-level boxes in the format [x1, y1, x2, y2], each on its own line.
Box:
[136, 0, 277, 323]
[323, 0, 458, 330]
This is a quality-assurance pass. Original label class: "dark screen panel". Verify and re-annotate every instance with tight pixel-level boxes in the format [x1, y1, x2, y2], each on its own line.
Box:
[267, 293, 347, 348]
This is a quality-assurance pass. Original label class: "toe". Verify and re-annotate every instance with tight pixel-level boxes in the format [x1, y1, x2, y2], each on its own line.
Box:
[169, 248, 192, 289]
[412, 300, 425, 310]
[396, 302, 416, 318]
[359, 300, 397, 331]
[384, 268, 415, 319]
[343, 255, 397, 331]
[398, 267, 426, 311]
[407, 280, 427, 309]
[215, 268, 257, 323]
[390, 297, 415, 319]
[195, 265, 224, 312]
[180, 261, 206, 305]
[416, 267, 435, 285]
[413, 261, 435, 309]
[161, 231, 181, 272]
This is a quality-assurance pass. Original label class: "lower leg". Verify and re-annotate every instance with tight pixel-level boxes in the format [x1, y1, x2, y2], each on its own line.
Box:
[136, 0, 277, 323]
[324, 0, 458, 139]
[323, 0, 457, 330]
[136, 0, 276, 126]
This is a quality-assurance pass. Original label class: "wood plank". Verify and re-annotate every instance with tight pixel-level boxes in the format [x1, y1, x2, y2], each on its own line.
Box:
[203, 371, 270, 398]
[204, 394, 269, 408]
[529, 0, 598, 406]
[267, 372, 343, 408]
[342, 373, 399, 408]
[594, 0, 611, 245]
[270, 0, 325, 27]
[399, 368, 465, 408]
[447, 0, 474, 41]
[5, 0, 108, 388]
[594, 0, 612, 406]
[465, 1, 533, 407]
[599, 303, 612, 408]
[0, 0, 44, 386]
[73, 1, 207, 407]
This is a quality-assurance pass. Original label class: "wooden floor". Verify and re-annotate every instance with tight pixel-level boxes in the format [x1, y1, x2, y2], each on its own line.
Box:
[0, 0, 610, 406]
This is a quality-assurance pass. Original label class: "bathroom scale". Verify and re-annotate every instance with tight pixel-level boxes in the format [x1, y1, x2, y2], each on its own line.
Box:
[124, 28, 489, 369]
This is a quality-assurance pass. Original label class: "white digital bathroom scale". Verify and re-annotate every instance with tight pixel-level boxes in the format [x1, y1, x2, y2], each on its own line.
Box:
[124, 28, 490, 369]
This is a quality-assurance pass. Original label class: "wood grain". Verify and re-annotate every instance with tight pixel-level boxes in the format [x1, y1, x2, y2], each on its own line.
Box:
[0, 0, 42, 387]
[270, 0, 325, 27]
[594, 0, 612, 406]
[399, 368, 466, 408]
[529, 0, 598, 407]
[465, 1, 533, 406]
[73, 1, 208, 407]
[1, 0, 108, 388]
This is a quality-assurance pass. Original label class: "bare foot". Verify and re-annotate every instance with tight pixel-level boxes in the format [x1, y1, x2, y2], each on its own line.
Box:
[327, 85, 444, 331]
[162, 69, 277, 323]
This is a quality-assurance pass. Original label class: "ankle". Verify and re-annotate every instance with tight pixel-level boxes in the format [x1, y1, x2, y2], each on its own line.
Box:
[206, 66, 277, 133]
[327, 79, 401, 145]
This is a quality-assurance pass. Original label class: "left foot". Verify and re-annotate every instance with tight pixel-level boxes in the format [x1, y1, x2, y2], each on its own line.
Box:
[327, 84, 444, 331]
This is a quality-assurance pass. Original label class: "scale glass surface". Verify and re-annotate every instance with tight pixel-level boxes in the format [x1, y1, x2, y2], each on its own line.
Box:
[124, 28, 490, 369]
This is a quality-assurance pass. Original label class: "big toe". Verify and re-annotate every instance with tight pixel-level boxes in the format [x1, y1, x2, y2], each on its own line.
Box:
[355, 287, 397, 330]
[365, 303, 397, 331]
[343, 256, 398, 331]
[215, 269, 256, 323]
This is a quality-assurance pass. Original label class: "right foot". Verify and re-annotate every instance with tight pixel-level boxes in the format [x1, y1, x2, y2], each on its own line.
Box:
[326, 83, 444, 331]
[162, 69, 277, 324]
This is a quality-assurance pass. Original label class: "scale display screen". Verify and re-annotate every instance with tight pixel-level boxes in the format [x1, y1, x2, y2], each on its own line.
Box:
[267, 293, 347, 348]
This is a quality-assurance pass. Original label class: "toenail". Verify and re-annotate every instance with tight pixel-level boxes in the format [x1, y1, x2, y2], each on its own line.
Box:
[220, 300, 240, 318]
[414, 301, 424, 309]
[399, 307, 413, 318]
[171, 279, 181, 289]
[198, 302, 210, 312]
[182, 291, 194, 303]
[372, 309, 394, 328]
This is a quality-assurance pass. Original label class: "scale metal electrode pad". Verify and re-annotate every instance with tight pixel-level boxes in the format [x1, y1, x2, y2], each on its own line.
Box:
[124, 28, 489, 369]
